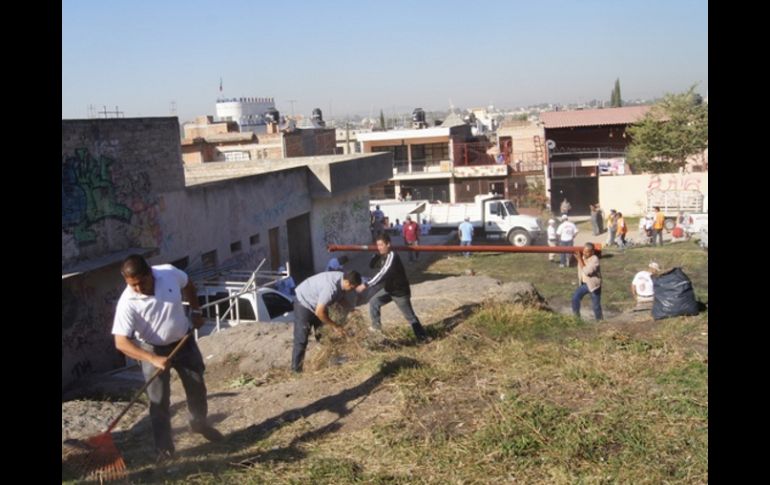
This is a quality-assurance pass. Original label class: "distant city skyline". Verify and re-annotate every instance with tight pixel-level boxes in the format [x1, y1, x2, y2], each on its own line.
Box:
[62, 0, 707, 123]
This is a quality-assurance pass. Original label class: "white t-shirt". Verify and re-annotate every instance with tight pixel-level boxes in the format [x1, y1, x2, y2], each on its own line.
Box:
[632, 271, 654, 298]
[547, 225, 557, 241]
[556, 221, 578, 242]
[112, 264, 191, 346]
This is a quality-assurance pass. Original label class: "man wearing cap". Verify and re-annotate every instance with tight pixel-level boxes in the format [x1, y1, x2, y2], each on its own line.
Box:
[556, 215, 578, 267]
[546, 219, 558, 262]
[631, 262, 661, 310]
[402, 216, 421, 262]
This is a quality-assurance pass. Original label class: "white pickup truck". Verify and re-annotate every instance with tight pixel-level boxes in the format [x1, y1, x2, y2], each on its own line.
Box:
[194, 266, 295, 329]
[198, 286, 294, 324]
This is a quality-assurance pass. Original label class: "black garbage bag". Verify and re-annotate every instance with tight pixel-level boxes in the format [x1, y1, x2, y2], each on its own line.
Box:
[652, 267, 700, 320]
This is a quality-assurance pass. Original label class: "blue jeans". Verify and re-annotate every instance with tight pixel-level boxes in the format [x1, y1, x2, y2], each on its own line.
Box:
[572, 284, 603, 320]
[461, 240, 471, 257]
[369, 288, 427, 339]
[560, 239, 573, 266]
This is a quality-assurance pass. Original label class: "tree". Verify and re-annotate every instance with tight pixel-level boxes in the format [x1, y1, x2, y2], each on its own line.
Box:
[610, 78, 622, 107]
[379, 109, 386, 130]
[626, 85, 708, 173]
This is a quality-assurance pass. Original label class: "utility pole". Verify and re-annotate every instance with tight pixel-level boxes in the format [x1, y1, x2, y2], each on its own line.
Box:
[287, 99, 297, 117]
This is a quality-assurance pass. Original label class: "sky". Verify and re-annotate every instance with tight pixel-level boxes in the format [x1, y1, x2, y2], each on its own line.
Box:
[62, 0, 708, 122]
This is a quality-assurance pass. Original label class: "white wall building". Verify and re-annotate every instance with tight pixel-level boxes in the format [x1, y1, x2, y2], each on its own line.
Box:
[215, 97, 276, 133]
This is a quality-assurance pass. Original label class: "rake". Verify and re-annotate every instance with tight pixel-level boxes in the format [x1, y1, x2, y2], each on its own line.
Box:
[67, 333, 192, 482]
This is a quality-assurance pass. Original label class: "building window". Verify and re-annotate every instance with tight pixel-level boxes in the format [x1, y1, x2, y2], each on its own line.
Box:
[201, 250, 218, 269]
[171, 256, 189, 270]
[413, 143, 449, 163]
[230, 241, 242, 253]
[372, 145, 408, 162]
[250, 233, 260, 245]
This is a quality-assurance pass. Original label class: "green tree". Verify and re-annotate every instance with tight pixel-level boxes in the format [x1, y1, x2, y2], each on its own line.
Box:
[610, 78, 622, 107]
[379, 109, 386, 130]
[626, 85, 708, 173]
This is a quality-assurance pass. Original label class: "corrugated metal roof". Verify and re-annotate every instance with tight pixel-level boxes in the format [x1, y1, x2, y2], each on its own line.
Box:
[540, 106, 651, 128]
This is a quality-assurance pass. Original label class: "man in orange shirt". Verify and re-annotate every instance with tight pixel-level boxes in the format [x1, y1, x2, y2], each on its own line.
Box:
[652, 206, 665, 246]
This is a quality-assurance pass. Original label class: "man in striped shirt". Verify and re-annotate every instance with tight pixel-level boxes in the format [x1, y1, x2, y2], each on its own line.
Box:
[356, 233, 429, 342]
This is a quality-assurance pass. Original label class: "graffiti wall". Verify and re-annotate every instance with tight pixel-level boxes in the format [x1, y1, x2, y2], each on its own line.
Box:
[599, 172, 708, 217]
[62, 269, 126, 389]
[310, 187, 372, 272]
[61, 118, 184, 269]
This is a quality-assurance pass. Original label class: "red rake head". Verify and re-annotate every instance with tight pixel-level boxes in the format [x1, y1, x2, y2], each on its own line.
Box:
[81, 432, 128, 481]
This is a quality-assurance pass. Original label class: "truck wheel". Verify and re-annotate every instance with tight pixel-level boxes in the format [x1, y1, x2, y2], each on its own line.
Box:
[508, 229, 531, 247]
[664, 218, 676, 231]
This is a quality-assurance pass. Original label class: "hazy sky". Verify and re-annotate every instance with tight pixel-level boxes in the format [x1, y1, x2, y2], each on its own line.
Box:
[62, 0, 708, 122]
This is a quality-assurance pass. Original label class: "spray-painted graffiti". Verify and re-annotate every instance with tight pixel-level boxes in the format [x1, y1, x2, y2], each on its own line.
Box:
[251, 190, 306, 228]
[62, 279, 123, 385]
[320, 194, 371, 246]
[70, 359, 93, 380]
[646, 174, 702, 193]
[62, 148, 132, 244]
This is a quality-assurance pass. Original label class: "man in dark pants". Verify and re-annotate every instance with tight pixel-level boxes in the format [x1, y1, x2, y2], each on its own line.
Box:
[357, 233, 429, 341]
[291, 270, 362, 372]
[112, 255, 223, 463]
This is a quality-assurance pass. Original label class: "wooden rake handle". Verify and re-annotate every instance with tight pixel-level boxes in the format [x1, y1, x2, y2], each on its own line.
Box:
[105, 333, 192, 434]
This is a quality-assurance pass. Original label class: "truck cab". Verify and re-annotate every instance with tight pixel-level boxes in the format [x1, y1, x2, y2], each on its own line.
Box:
[481, 195, 544, 246]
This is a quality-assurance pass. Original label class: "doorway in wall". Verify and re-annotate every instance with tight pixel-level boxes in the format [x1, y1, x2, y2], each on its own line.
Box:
[286, 213, 315, 283]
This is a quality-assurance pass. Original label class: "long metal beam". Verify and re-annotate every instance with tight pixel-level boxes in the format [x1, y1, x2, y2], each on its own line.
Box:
[328, 244, 602, 254]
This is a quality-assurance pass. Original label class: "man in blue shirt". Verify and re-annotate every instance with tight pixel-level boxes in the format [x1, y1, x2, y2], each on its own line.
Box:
[291, 270, 362, 372]
[458, 217, 474, 258]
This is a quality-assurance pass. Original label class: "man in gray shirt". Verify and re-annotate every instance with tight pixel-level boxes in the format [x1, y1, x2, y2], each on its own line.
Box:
[292, 270, 362, 372]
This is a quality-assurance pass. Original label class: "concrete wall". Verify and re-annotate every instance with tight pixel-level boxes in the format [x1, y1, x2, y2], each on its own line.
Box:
[159, 169, 312, 272]
[62, 118, 184, 269]
[62, 267, 128, 390]
[599, 172, 708, 216]
[310, 186, 372, 273]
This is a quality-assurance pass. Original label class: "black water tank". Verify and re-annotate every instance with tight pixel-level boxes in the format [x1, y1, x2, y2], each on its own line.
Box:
[312, 108, 323, 121]
[265, 108, 280, 124]
[412, 108, 426, 123]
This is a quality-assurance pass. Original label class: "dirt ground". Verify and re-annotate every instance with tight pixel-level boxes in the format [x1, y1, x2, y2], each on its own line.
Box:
[62, 273, 679, 480]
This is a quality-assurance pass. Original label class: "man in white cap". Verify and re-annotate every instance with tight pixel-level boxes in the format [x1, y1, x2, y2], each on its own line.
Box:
[556, 214, 578, 267]
[547, 219, 558, 262]
[631, 262, 661, 310]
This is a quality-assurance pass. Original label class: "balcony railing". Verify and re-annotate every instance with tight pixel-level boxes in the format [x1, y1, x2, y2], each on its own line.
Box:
[393, 160, 450, 175]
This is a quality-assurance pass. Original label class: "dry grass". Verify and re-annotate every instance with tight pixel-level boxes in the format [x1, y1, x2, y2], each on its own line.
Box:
[92, 245, 707, 484]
